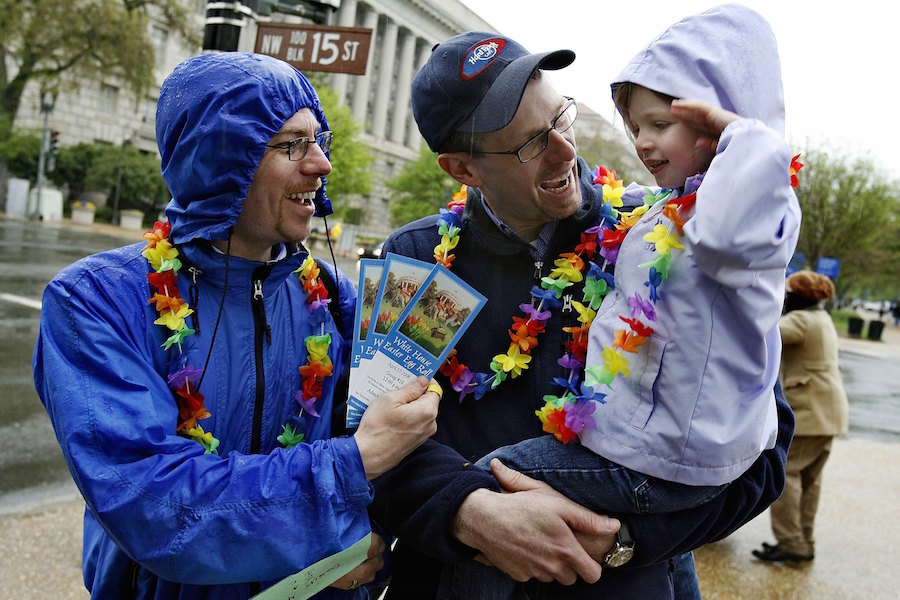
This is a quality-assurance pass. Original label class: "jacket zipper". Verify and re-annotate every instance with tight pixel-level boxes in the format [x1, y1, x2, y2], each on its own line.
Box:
[250, 267, 273, 454]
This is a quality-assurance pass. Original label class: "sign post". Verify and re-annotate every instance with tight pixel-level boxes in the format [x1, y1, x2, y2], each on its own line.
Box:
[816, 256, 841, 280]
[255, 24, 373, 75]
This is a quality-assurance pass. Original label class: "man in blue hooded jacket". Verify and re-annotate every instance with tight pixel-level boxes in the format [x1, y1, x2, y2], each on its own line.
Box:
[32, 52, 440, 599]
[368, 28, 794, 599]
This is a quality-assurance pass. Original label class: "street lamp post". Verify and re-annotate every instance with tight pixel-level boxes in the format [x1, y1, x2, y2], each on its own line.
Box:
[112, 135, 131, 225]
[29, 92, 55, 220]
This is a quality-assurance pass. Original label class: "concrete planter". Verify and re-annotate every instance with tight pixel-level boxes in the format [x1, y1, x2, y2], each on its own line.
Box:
[119, 210, 145, 231]
[71, 207, 96, 225]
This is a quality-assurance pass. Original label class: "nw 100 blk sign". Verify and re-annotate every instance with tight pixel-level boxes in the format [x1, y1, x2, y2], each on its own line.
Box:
[255, 23, 373, 75]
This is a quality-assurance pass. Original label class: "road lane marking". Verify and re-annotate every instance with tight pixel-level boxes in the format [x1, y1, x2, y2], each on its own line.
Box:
[0, 292, 42, 310]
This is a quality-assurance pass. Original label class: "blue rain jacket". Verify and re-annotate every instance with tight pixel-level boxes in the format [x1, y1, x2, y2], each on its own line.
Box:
[33, 53, 370, 599]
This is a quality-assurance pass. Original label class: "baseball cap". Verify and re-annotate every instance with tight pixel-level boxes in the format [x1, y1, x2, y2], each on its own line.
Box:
[411, 31, 575, 152]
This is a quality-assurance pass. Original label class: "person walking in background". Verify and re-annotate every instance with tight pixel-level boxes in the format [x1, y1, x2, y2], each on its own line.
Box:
[892, 302, 900, 326]
[753, 270, 849, 563]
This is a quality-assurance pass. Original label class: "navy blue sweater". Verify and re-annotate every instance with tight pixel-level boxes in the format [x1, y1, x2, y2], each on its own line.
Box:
[370, 158, 792, 599]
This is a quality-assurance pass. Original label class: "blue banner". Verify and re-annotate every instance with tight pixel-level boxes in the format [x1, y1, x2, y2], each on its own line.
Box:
[816, 256, 840, 280]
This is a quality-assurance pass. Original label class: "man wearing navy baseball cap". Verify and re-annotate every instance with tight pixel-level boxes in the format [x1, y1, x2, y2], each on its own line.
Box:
[412, 32, 574, 153]
[369, 31, 794, 600]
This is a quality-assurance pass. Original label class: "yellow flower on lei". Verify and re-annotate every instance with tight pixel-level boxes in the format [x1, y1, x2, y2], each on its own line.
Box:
[571, 300, 596, 325]
[550, 255, 584, 282]
[618, 205, 649, 229]
[297, 256, 320, 292]
[643, 224, 684, 255]
[185, 425, 220, 454]
[142, 239, 179, 271]
[600, 346, 630, 379]
[305, 334, 333, 364]
[433, 232, 460, 258]
[154, 303, 194, 331]
[494, 343, 532, 377]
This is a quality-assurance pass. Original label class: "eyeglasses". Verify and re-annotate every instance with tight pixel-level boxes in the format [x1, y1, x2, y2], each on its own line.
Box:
[266, 130, 333, 161]
[477, 97, 577, 163]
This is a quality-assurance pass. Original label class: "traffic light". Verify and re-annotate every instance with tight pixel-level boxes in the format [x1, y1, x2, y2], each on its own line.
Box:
[47, 130, 60, 173]
[49, 130, 60, 155]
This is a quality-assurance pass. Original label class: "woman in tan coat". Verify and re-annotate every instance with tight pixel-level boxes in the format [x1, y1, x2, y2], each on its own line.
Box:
[753, 271, 849, 562]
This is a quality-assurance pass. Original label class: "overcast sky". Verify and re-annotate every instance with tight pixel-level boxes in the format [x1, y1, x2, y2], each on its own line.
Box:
[459, 0, 899, 180]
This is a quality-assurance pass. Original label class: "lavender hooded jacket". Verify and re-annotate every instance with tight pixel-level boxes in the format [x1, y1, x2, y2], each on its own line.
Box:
[579, 4, 802, 485]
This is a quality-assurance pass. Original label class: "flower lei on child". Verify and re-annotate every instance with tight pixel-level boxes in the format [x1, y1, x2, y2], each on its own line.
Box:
[143, 221, 335, 454]
[437, 154, 804, 444]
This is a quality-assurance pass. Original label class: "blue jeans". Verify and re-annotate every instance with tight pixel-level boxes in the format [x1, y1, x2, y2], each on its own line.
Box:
[437, 436, 723, 600]
[479, 435, 725, 514]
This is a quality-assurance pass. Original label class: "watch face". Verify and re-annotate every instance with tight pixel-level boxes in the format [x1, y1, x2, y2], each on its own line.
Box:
[607, 546, 634, 568]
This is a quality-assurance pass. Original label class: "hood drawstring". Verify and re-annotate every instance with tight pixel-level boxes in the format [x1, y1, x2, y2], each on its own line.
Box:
[188, 266, 202, 334]
[197, 233, 232, 392]
[320, 214, 341, 315]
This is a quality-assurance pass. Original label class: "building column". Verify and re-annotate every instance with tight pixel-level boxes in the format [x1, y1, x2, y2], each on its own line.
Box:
[407, 41, 432, 150]
[351, 8, 379, 126]
[329, 0, 358, 104]
[389, 29, 417, 144]
[371, 18, 398, 140]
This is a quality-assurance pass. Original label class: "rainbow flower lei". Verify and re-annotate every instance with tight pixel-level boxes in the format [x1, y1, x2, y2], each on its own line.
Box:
[438, 154, 803, 444]
[143, 222, 334, 454]
[436, 168, 625, 410]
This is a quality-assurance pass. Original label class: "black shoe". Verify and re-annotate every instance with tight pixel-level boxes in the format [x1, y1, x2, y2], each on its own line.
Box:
[752, 544, 814, 562]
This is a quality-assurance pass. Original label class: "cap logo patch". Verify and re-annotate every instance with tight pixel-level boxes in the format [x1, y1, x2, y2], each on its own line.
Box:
[460, 38, 508, 81]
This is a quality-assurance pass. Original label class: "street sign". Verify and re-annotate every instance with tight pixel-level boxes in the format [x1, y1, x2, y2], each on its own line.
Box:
[255, 23, 372, 75]
[786, 251, 805, 276]
[816, 256, 841, 280]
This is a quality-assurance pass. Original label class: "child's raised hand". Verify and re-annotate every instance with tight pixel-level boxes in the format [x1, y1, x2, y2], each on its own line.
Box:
[670, 99, 741, 155]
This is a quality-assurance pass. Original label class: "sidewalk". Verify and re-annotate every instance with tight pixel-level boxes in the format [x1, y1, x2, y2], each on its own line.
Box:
[693, 313, 900, 599]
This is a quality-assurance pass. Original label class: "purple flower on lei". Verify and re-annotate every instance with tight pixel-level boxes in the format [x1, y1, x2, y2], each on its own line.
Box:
[167, 365, 203, 388]
[558, 353, 584, 371]
[306, 298, 330, 327]
[564, 399, 597, 434]
[628, 292, 657, 321]
[520, 302, 551, 323]
[294, 390, 321, 417]
[459, 372, 491, 402]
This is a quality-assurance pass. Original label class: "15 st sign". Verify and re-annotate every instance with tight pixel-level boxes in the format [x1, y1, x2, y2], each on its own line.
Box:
[255, 23, 372, 75]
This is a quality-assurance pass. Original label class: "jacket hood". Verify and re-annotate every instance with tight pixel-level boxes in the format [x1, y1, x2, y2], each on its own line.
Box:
[612, 3, 785, 133]
[157, 52, 333, 245]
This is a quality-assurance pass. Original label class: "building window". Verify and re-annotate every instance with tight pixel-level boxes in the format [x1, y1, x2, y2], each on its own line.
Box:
[99, 84, 119, 115]
[151, 26, 168, 68]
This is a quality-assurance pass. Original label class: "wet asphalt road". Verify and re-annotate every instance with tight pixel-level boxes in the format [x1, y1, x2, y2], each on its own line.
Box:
[0, 216, 362, 510]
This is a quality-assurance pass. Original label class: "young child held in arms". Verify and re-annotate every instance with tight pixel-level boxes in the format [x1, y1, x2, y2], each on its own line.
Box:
[441, 4, 802, 597]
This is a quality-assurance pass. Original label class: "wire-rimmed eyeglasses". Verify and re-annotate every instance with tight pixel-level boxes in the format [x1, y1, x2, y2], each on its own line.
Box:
[476, 97, 577, 163]
[266, 130, 333, 161]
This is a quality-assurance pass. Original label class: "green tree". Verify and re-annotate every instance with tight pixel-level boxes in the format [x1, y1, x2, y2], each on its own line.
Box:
[792, 146, 900, 299]
[47, 142, 105, 199]
[306, 78, 373, 222]
[387, 147, 458, 227]
[0, 129, 40, 181]
[82, 144, 169, 215]
[0, 0, 196, 201]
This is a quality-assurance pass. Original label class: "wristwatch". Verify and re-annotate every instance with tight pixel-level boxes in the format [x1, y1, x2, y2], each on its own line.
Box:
[602, 521, 635, 568]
